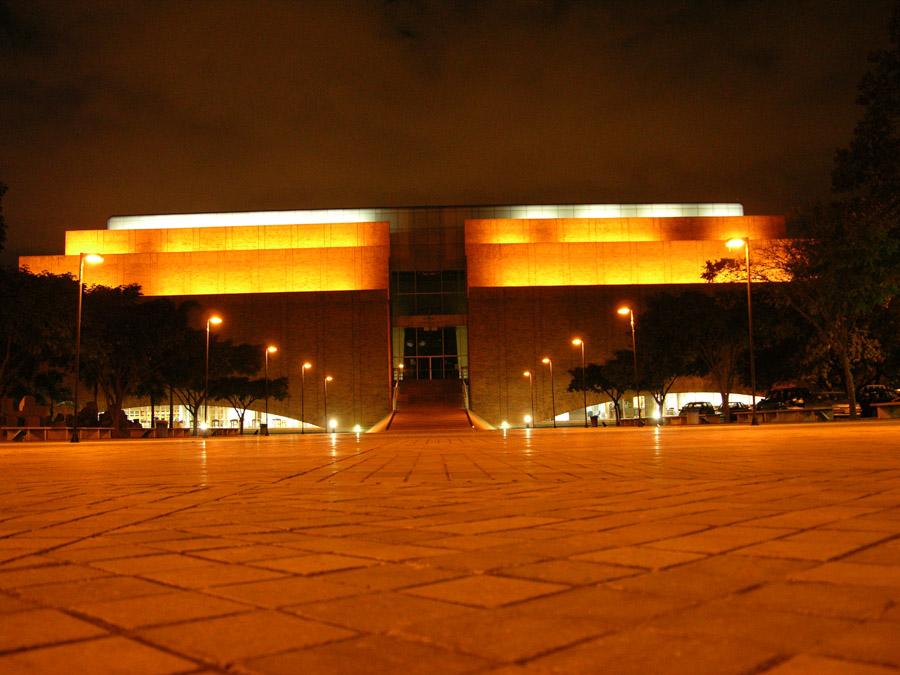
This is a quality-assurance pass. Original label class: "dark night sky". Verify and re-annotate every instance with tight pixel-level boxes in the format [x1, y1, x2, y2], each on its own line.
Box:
[0, 0, 895, 262]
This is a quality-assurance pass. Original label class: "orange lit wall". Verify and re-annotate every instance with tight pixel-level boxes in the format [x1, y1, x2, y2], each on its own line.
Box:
[465, 217, 787, 287]
[465, 216, 784, 245]
[65, 221, 389, 255]
[21, 221, 390, 296]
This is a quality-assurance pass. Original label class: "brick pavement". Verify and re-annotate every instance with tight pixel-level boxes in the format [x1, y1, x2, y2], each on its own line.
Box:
[0, 422, 898, 673]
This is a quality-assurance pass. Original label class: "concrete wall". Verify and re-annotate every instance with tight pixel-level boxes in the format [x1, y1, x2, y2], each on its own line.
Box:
[465, 216, 786, 288]
[21, 221, 390, 297]
[465, 215, 784, 245]
[467, 285, 745, 426]
[65, 221, 389, 255]
[22, 219, 393, 430]
[162, 290, 391, 430]
[20, 246, 389, 297]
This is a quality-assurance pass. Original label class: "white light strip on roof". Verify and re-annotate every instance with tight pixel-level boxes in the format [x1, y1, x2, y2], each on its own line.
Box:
[107, 203, 744, 230]
[107, 209, 386, 230]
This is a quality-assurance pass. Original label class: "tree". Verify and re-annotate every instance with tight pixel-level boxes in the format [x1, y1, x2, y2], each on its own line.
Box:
[664, 290, 748, 420]
[567, 350, 635, 426]
[133, 299, 193, 428]
[209, 376, 288, 433]
[744, 289, 812, 394]
[833, 3, 900, 215]
[167, 329, 263, 434]
[165, 329, 206, 434]
[0, 182, 7, 252]
[868, 298, 900, 388]
[701, 8, 900, 417]
[0, 269, 74, 410]
[638, 293, 703, 415]
[80, 284, 163, 436]
[30, 370, 71, 421]
[705, 205, 894, 418]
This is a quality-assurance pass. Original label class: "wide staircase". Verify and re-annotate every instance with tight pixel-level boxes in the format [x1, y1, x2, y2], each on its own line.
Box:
[387, 380, 474, 432]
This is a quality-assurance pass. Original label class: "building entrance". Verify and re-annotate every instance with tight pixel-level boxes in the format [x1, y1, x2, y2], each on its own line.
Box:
[400, 327, 460, 380]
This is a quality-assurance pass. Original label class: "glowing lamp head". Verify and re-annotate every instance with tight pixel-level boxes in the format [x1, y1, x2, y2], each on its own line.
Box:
[523, 370, 531, 378]
[571, 338, 583, 346]
[398, 363, 404, 370]
[541, 357, 551, 365]
[352, 424, 362, 434]
[500, 420, 510, 430]
[84, 253, 104, 265]
[325, 375, 333, 383]
[266, 345, 278, 354]
[725, 238, 746, 250]
[302, 362, 312, 370]
[617, 307, 631, 316]
[208, 316, 223, 326]
[199, 422, 209, 431]
[328, 418, 338, 431]
[524, 414, 533, 425]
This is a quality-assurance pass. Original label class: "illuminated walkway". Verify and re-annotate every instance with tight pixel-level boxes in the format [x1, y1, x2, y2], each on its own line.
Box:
[1, 422, 899, 673]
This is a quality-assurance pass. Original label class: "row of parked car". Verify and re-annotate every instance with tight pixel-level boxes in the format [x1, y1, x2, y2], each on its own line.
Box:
[679, 384, 900, 419]
[678, 401, 750, 416]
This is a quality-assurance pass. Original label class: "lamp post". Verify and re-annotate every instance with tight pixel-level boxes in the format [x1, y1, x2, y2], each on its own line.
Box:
[726, 237, 758, 425]
[541, 357, 556, 428]
[71, 252, 104, 443]
[323, 375, 333, 431]
[523, 370, 535, 428]
[300, 361, 312, 434]
[617, 306, 641, 423]
[263, 345, 277, 436]
[203, 315, 223, 433]
[572, 338, 588, 427]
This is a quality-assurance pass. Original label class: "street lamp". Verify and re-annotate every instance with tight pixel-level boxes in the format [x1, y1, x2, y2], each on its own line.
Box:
[617, 306, 641, 423]
[203, 315, 223, 433]
[263, 345, 277, 436]
[300, 361, 312, 434]
[541, 357, 556, 428]
[523, 370, 535, 428]
[726, 237, 758, 425]
[71, 252, 103, 443]
[323, 375, 333, 431]
[572, 338, 588, 428]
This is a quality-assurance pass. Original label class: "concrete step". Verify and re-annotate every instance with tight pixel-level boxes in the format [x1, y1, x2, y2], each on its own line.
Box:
[388, 405, 472, 432]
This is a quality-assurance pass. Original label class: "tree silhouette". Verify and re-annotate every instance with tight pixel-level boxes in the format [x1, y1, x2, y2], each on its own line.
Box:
[210, 376, 288, 433]
[568, 351, 634, 426]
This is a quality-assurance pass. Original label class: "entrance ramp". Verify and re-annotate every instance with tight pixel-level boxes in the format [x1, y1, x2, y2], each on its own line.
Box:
[387, 380, 474, 432]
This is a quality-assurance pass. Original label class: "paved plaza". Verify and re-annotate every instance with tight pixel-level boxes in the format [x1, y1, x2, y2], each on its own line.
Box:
[0, 422, 899, 674]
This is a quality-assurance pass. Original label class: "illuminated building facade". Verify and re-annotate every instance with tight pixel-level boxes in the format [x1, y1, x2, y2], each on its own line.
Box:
[20, 204, 786, 429]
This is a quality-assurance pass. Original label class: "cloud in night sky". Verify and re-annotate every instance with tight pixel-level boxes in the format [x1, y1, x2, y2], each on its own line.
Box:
[0, 0, 895, 260]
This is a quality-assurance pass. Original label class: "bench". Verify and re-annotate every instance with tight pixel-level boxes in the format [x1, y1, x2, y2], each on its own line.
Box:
[871, 402, 900, 419]
[129, 427, 233, 438]
[666, 413, 722, 425]
[732, 407, 833, 424]
[0, 427, 114, 442]
[207, 427, 241, 436]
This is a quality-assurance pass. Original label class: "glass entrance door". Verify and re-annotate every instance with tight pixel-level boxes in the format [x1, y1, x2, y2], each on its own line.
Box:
[401, 327, 459, 380]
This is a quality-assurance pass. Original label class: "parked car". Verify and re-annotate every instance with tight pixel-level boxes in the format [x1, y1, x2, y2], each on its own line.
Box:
[857, 384, 900, 418]
[757, 386, 817, 411]
[679, 402, 717, 416]
[717, 401, 750, 413]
